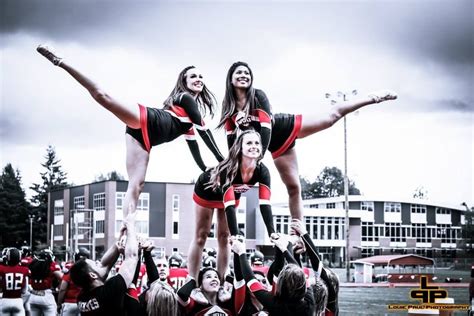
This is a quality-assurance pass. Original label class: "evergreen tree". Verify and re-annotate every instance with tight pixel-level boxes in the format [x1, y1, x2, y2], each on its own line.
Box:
[0, 164, 30, 248]
[300, 166, 361, 199]
[30, 145, 69, 247]
[94, 170, 125, 181]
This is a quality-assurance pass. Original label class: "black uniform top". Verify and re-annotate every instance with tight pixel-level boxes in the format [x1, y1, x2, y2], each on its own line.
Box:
[177, 277, 246, 316]
[128, 92, 224, 171]
[301, 233, 339, 315]
[193, 163, 275, 237]
[238, 244, 315, 316]
[224, 89, 273, 156]
[77, 274, 127, 316]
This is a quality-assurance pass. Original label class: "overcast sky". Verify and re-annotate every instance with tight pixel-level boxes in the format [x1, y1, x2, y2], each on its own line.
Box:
[1, 0, 473, 207]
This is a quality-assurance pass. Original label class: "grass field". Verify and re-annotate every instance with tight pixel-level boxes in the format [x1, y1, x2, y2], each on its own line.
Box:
[339, 287, 470, 315]
[333, 268, 472, 315]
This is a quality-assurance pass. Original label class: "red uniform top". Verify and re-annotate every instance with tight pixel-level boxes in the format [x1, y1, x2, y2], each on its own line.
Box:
[20, 256, 33, 267]
[167, 267, 189, 291]
[0, 265, 30, 298]
[62, 273, 81, 303]
[30, 261, 61, 290]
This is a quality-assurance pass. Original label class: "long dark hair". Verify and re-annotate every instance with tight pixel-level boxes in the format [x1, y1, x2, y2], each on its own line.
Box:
[217, 61, 256, 128]
[163, 66, 217, 117]
[276, 264, 307, 303]
[30, 255, 53, 281]
[206, 130, 263, 191]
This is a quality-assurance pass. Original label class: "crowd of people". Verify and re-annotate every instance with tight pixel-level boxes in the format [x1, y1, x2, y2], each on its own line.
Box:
[1, 218, 340, 316]
[0, 45, 398, 315]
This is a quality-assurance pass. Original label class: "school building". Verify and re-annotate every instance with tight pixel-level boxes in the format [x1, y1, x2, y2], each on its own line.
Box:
[47, 180, 467, 265]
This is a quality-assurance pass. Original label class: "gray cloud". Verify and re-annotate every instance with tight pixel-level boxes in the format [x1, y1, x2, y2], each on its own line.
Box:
[3, 1, 472, 66]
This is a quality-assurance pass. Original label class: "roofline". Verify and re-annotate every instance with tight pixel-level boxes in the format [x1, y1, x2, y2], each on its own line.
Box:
[50, 179, 195, 193]
[386, 254, 435, 266]
[277, 195, 466, 211]
[353, 254, 435, 266]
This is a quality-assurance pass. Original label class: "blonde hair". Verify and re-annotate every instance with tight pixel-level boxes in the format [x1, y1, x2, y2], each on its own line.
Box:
[207, 130, 262, 191]
[146, 280, 179, 316]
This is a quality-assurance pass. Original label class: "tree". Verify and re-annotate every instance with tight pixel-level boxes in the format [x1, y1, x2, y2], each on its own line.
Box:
[0, 164, 30, 249]
[94, 171, 125, 181]
[413, 186, 428, 199]
[300, 166, 361, 199]
[30, 145, 69, 247]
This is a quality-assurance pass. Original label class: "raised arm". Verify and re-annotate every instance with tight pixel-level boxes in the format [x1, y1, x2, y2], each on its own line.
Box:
[179, 93, 224, 163]
[232, 238, 275, 309]
[141, 241, 159, 285]
[291, 219, 323, 275]
[254, 89, 272, 157]
[118, 205, 139, 287]
[97, 242, 122, 280]
[257, 163, 275, 236]
[185, 138, 208, 171]
[222, 185, 241, 237]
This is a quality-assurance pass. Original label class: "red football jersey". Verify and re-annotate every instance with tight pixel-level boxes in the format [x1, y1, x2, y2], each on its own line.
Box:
[20, 256, 33, 267]
[62, 272, 81, 303]
[167, 268, 188, 291]
[30, 261, 61, 290]
[0, 265, 30, 298]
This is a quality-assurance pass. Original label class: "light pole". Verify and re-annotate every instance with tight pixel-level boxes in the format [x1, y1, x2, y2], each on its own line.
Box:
[326, 89, 357, 282]
[28, 214, 35, 250]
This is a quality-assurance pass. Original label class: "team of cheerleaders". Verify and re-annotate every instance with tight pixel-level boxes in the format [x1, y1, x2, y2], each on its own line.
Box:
[0, 45, 397, 316]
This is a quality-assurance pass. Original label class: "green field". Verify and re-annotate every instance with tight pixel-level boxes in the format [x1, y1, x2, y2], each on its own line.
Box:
[334, 268, 472, 315]
[339, 287, 470, 316]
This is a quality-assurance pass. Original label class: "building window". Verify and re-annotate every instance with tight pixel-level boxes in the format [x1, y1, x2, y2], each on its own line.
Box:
[135, 221, 148, 235]
[53, 224, 63, 236]
[172, 194, 179, 238]
[173, 222, 179, 235]
[361, 248, 374, 258]
[305, 217, 312, 238]
[309, 204, 319, 209]
[115, 220, 122, 233]
[312, 217, 319, 239]
[320, 217, 327, 239]
[384, 222, 403, 242]
[436, 208, 450, 215]
[54, 200, 64, 216]
[238, 223, 245, 234]
[326, 203, 335, 209]
[384, 202, 401, 213]
[327, 217, 333, 239]
[73, 196, 85, 209]
[116, 192, 125, 210]
[436, 224, 457, 243]
[153, 247, 165, 258]
[116, 192, 149, 211]
[412, 223, 428, 243]
[93, 193, 106, 211]
[411, 204, 426, 214]
[95, 220, 105, 234]
[362, 222, 379, 242]
[361, 201, 374, 212]
[275, 215, 290, 235]
[137, 193, 150, 211]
